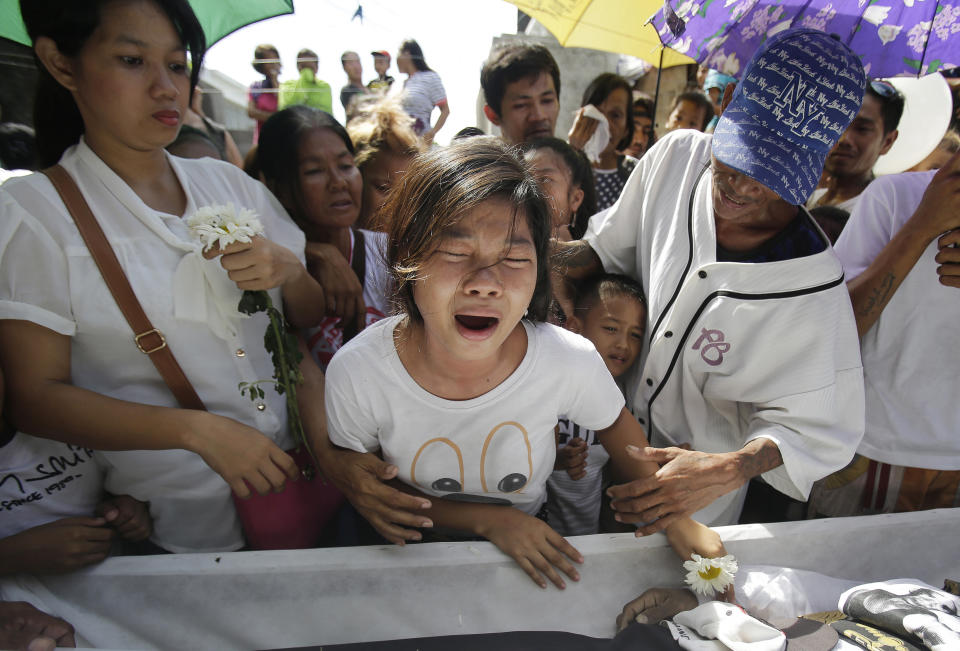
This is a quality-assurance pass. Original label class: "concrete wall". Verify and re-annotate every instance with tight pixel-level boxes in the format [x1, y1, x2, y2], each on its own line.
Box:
[476, 26, 694, 142]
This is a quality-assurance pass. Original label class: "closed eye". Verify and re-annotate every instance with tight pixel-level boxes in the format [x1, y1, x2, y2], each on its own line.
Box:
[120, 55, 143, 66]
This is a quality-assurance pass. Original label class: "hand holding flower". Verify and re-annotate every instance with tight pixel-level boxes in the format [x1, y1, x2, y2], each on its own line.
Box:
[203, 235, 304, 292]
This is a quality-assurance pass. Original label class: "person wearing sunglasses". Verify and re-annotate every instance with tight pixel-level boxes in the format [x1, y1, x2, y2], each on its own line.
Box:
[807, 80, 903, 215]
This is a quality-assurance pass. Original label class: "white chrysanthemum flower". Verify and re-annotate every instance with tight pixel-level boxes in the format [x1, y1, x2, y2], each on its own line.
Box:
[683, 553, 738, 597]
[186, 203, 264, 252]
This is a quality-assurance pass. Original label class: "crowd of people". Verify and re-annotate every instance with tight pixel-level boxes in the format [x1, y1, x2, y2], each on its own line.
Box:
[1, 0, 959, 648]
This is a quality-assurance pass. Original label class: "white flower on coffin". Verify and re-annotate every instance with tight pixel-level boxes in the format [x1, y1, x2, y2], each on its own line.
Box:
[186, 203, 264, 253]
[683, 554, 738, 597]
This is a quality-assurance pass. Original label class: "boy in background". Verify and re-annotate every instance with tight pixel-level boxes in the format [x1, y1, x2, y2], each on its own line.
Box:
[547, 274, 646, 535]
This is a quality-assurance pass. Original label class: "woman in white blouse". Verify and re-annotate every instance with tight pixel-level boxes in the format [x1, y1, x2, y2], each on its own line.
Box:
[0, 0, 328, 553]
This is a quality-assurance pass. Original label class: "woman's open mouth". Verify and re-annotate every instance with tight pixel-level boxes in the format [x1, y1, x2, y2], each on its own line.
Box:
[455, 314, 500, 340]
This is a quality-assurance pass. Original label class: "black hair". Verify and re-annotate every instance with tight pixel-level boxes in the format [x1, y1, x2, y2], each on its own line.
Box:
[866, 81, 905, 135]
[399, 39, 431, 72]
[808, 205, 850, 245]
[296, 48, 318, 69]
[522, 136, 597, 240]
[671, 90, 714, 131]
[166, 127, 221, 161]
[0, 123, 38, 171]
[257, 106, 355, 230]
[633, 92, 657, 143]
[453, 126, 486, 140]
[574, 273, 646, 315]
[253, 43, 280, 76]
[580, 73, 635, 151]
[384, 136, 552, 323]
[481, 43, 560, 118]
[21, 0, 205, 168]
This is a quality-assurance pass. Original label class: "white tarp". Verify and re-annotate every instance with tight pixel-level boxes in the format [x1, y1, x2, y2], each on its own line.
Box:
[2, 509, 958, 650]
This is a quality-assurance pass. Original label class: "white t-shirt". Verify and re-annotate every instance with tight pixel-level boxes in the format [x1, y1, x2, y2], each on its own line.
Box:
[546, 419, 611, 536]
[325, 315, 624, 516]
[0, 139, 303, 552]
[0, 433, 104, 540]
[305, 228, 390, 369]
[834, 170, 959, 470]
[584, 130, 865, 525]
[401, 70, 447, 134]
[806, 187, 861, 213]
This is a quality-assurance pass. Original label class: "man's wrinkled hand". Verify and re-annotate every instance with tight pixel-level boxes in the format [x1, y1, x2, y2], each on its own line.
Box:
[607, 446, 745, 535]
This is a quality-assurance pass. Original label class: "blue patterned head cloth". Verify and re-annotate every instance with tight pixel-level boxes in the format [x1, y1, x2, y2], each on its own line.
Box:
[703, 70, 737, 93]
[712, 28, 866, 205]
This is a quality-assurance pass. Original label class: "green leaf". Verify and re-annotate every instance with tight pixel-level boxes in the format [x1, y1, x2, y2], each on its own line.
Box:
[238, 290, 270, 315]
[927, 59, 943, 74]
[902, 57, 922, 72]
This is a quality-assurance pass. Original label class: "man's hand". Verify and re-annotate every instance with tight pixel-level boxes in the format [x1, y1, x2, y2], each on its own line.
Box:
[936, 229, 960, 288]
[97, 495, 152, 542]
[607, 446, 746, 534]
[910, 149, 960, 241]
[0, 601, 76, 650]
[616, 588, 698, 631]
[0, 518, 114, 575]
[204, 236, 303, 291]
[304, 242, 366, 326]
[555, 437, 588, 480]
[322, 449, 433, 545]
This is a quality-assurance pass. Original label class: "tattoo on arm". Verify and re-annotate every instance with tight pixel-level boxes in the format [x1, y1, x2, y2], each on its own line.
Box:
[738, 439, 783, 481]
[857, 271, 896, 319]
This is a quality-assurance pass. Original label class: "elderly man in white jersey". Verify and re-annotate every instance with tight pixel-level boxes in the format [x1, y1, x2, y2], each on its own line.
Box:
[556, 29, 867, 531]
[808, 150, 960, 516]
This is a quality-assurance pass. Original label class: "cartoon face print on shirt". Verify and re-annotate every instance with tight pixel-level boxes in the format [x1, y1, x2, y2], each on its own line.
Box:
[410, 421, 533, 505]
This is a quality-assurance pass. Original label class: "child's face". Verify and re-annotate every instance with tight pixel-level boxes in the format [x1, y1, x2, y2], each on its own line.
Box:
[359, 148, 413, 228]
[412, 198, 538, 365]
[526, 148, 583, 237]
[665, 99, 707, 132]
[297, 128, 363, 230]
[579, 294, 645, 378]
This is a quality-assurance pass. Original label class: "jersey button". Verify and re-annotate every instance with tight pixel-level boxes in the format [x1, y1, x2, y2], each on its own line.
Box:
[664, 331, 673, 338]
[698, 270, 707, 279]
[646, 378, 653, 386]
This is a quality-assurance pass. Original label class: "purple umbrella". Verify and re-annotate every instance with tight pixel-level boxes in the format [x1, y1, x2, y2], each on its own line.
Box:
[652, 0, 960, 78]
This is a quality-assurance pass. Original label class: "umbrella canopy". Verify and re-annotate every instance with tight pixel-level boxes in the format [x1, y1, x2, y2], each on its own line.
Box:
[0, 0, 294, 48]
[651, 0, 960, 79]
[505, 0, 695, 68]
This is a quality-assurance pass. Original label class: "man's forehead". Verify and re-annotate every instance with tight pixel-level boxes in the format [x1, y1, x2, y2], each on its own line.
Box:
[855, 94, 884, 124]
[504, 71, 556, 99]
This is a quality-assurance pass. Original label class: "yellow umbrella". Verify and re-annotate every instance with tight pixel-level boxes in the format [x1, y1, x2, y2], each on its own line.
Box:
[504, 0, 694, 68]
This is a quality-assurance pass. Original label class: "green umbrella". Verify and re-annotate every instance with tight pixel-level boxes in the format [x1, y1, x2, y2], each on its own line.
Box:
[0, 0, 294, 48]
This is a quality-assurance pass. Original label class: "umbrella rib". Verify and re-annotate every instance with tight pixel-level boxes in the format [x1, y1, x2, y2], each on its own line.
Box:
[916, 0, 943, 76]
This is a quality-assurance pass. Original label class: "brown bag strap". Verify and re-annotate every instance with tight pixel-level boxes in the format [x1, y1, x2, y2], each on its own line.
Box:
[42, 165, 206, 411]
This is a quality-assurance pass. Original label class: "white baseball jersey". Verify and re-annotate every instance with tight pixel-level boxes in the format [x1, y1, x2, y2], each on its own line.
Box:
[585, 130, 865, 525]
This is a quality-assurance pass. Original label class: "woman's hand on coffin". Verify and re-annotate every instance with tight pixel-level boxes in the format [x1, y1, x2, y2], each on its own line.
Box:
[478, 508, 583, 590]
[0, 601, 76, 650]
